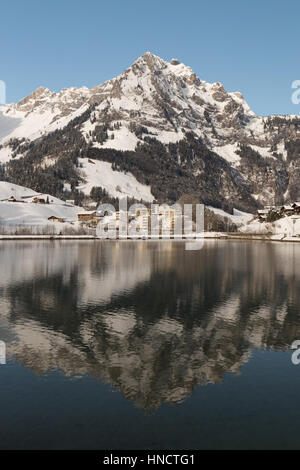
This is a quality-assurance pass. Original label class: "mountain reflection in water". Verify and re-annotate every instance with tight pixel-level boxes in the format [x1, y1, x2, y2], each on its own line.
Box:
[0, 240, 300, 411]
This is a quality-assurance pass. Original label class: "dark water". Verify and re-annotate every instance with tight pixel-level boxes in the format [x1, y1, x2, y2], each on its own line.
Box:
[0, 240, 300, 450]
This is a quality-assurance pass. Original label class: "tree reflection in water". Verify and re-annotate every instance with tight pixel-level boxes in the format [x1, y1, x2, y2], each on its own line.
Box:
[0, 240, 300, 410]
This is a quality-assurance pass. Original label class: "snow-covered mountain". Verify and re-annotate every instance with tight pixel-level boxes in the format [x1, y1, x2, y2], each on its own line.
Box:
[0, 52, 275, 153]
[1, 52, 300, 211]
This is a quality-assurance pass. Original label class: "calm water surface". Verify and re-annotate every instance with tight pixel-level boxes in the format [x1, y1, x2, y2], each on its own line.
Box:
[0, 240, 300, 449]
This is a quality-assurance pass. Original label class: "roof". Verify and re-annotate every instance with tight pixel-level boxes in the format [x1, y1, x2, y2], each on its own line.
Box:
[258, 209, 269, 215]
[77, 211, 96, 215]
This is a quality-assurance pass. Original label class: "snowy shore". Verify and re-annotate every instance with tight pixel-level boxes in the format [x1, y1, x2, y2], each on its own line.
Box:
[0, 233, 300, 242]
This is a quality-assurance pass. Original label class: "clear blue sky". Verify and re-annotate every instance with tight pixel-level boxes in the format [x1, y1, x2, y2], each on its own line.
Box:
[1, 0, 300, 116]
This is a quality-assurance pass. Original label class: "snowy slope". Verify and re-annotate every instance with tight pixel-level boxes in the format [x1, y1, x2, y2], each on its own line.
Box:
[208, 206, 253, 226]
[0, 182, 73, 205]
[240, 215, 300, 237]
[0, 201, 80, 226]
[77, 158, 154, 202]
[0, 182, 83, 226]
[212, 143, 241, 165]
[0, 86, 90, 143]
[0, 182, 38, 200]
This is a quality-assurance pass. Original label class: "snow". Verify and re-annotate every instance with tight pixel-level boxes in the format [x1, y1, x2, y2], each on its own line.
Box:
[85, 123, 186, 152]
[64, 182, 72, 192]
[145, 127, 185, 144]
[240, 214, 300, 237]
[276, 142, 288, 160]
[0, 182, 83, 226]
[212, 143, 241, 164]
[0, 181, 69, 206]
[0, 98, 89, 147]
[5, 109, 55, 142]
[0, 200, 80, 226]
[0, 182, 38, 200]
[0, 111, 22, 141]
[228, 91, 255, 116]
[247, 117, 265, 134]
[100, 126, 138, 151]
[77, 158, 154, 202]
[249, 145, 275, 159]
[208, 206, 253, 226]
[86, 52, 258, 151]
[0, 146, 15, 163]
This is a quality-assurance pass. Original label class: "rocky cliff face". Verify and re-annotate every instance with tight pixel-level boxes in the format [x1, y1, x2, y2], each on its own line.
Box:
[0, 52, 299, 211]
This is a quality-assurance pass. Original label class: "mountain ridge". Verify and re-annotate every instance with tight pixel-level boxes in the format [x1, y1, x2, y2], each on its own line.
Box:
[0, 52, 300, 211]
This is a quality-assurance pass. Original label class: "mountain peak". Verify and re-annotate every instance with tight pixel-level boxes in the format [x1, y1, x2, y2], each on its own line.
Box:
[139, 51, 163, 60]
[132, 52, 167, 71]
[142, 51, 157, 57]
[129, 52, 198, 84]
[3, 52, 254, 149]
[17, 86, 52, 108]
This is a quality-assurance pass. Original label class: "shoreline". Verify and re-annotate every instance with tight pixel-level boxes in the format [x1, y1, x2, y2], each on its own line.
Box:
[0, 233, 300, 242]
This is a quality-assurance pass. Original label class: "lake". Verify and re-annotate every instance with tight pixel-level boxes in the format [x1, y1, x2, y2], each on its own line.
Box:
[0, 240, 300, 449]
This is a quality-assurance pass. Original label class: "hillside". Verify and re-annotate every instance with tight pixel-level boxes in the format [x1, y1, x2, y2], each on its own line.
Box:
[0, 182, 82, 227]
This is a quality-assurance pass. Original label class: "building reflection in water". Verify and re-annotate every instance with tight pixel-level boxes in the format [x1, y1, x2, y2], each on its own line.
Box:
[0, 240, 300, 409]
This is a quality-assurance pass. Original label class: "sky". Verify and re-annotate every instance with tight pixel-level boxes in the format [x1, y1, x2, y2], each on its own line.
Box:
[1, 0, 300, 116]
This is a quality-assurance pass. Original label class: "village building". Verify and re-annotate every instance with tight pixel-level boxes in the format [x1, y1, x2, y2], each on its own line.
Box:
[87, 214, 103, 228]
[33, 197, 46, 204]
[77, 211, 97, 222]
[280, 204, 294, 216]
[257, 201, 300, 222]
[292, 202, 300, 214]
[257, 209, 269, 221]
[3, 195, 25, 203]
[136, 212, 150, 235]
[83, 199, 98, 210]
[48, 216, 65, 223]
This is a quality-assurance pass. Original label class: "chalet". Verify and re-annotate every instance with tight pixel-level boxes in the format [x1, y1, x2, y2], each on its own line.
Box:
[3, 195, 25, 203]
[257, 209, 269, 221]
[292, 202, 300, 214]
[280, 204, 294, 215]
[83, 199, 97, 210]
[256, 202, 300, 222]
[264, 205, 277, 212]
[48, 216, 64, 223]
[77, 211, 97, 222]
[33, 197, 46, 204]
